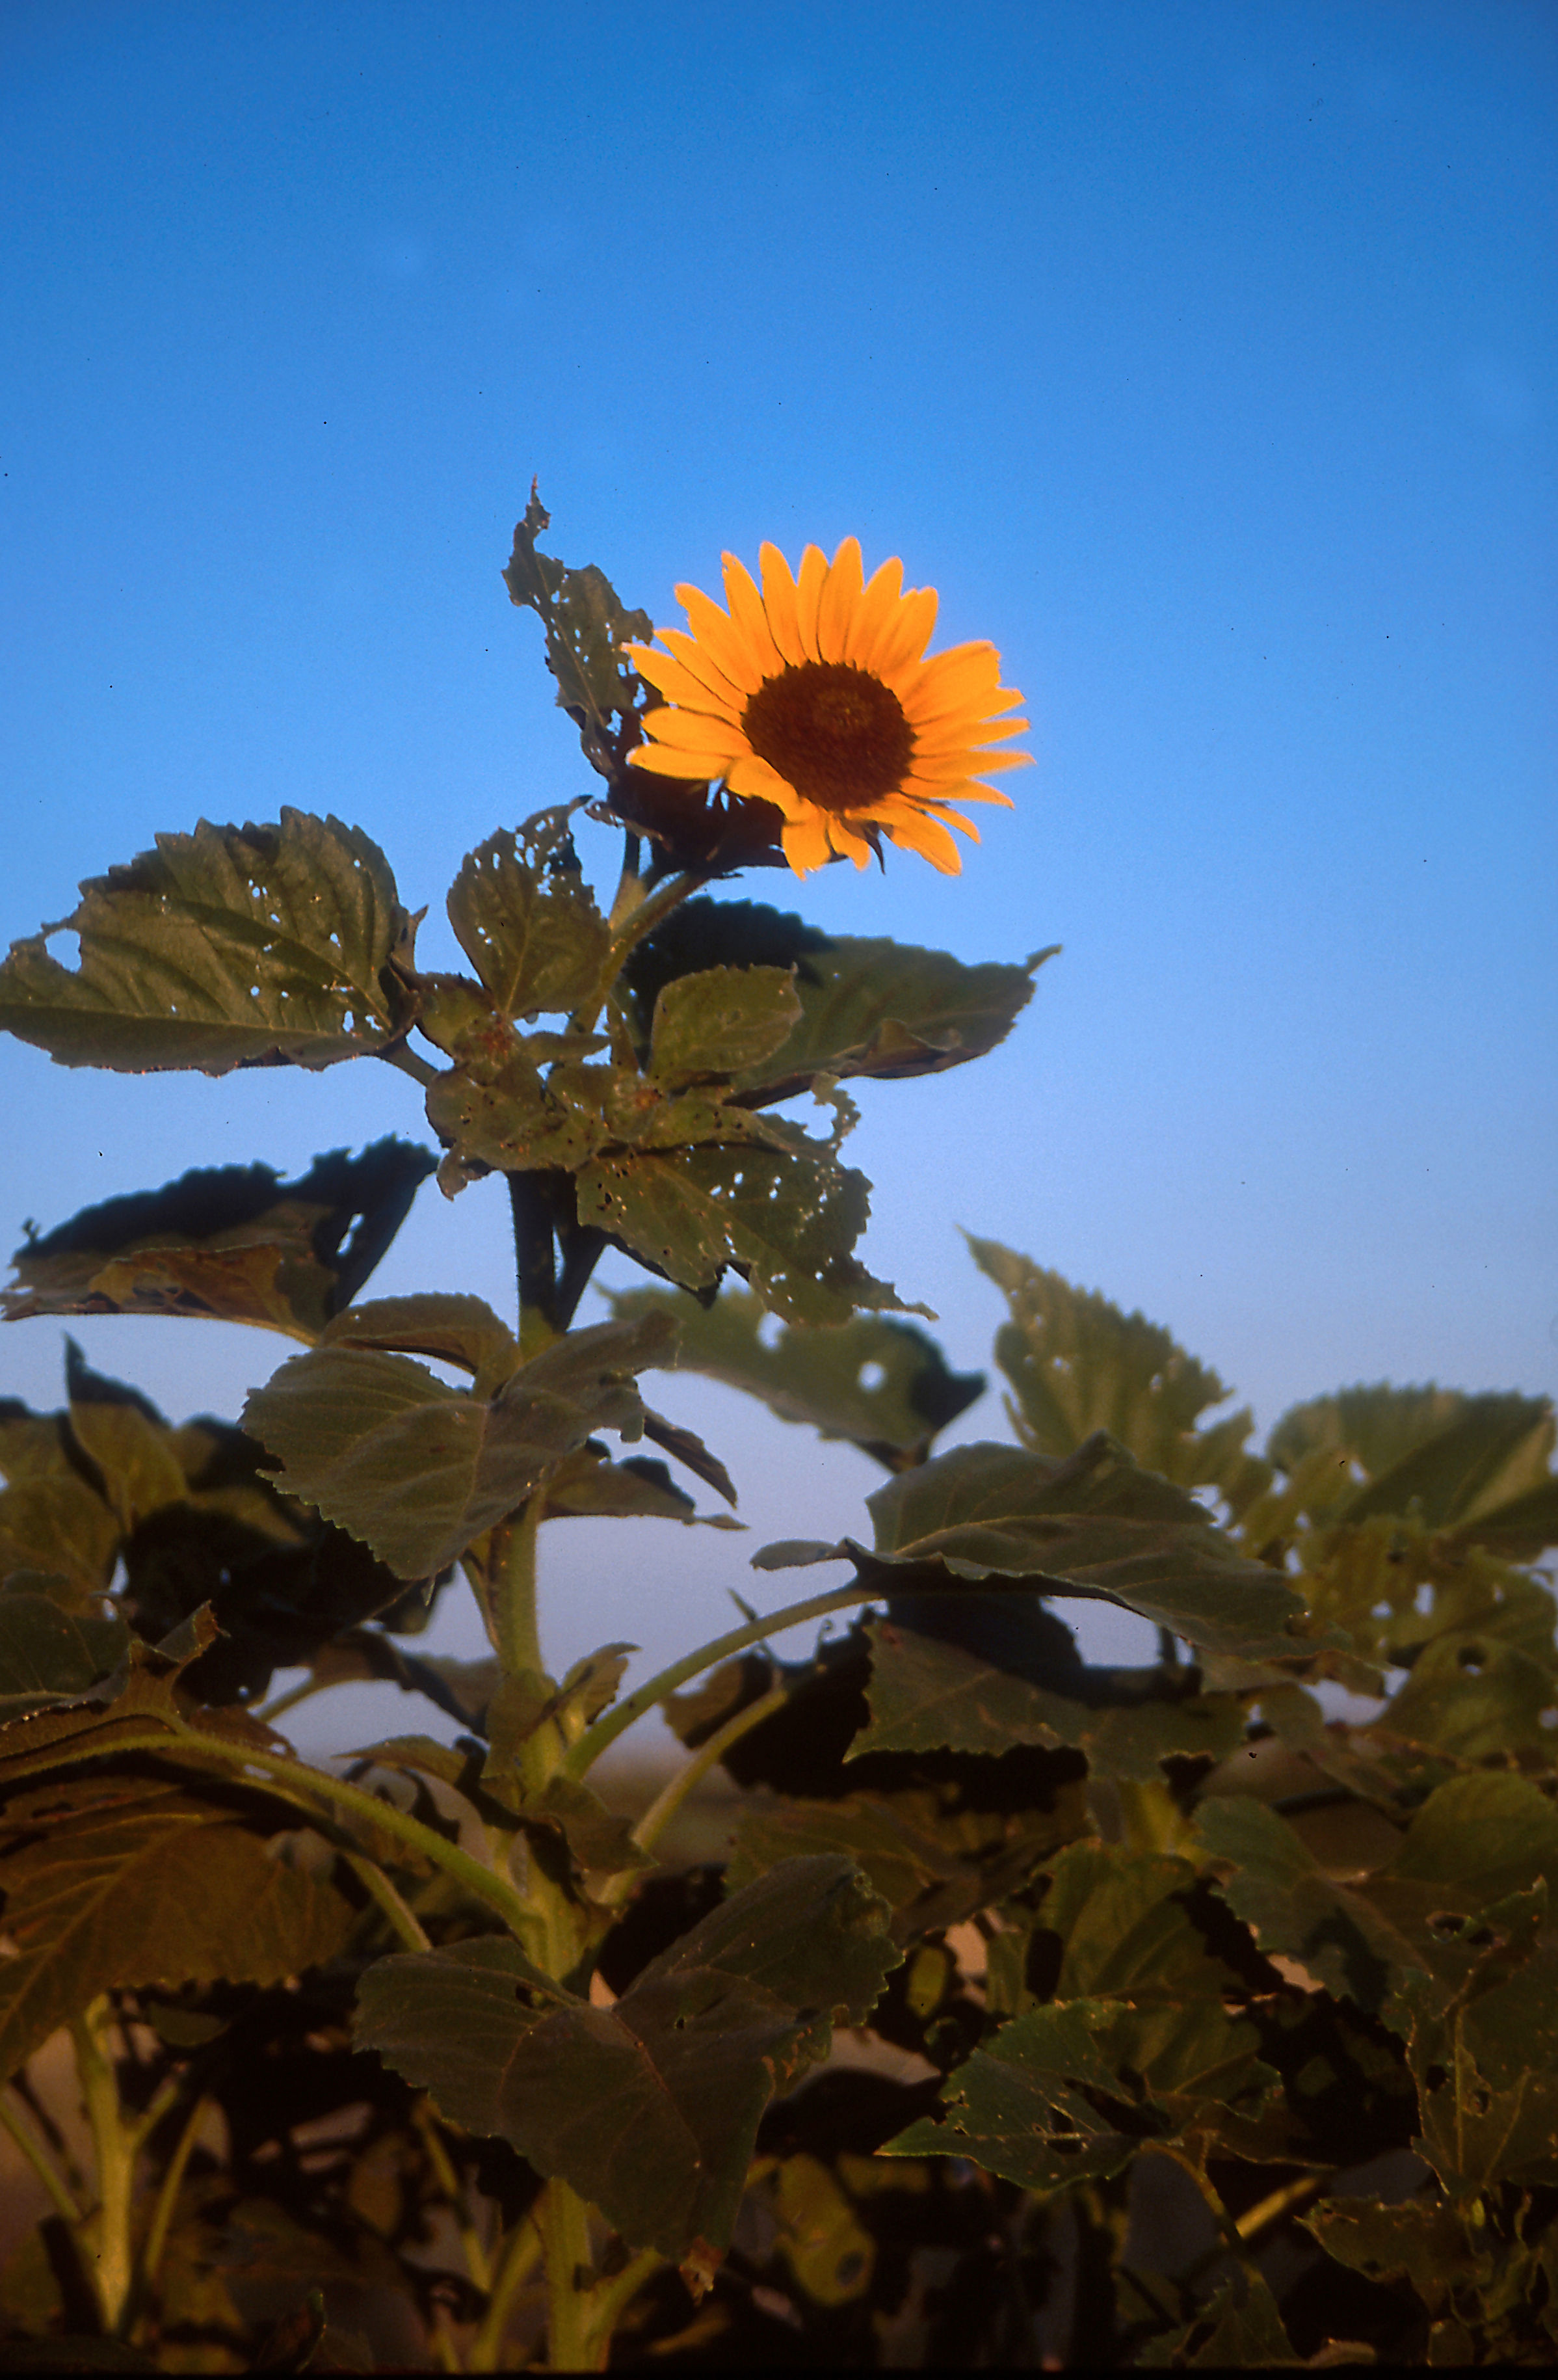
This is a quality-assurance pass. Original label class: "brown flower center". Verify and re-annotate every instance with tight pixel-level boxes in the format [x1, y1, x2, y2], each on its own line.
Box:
[741, 662, 914, 814]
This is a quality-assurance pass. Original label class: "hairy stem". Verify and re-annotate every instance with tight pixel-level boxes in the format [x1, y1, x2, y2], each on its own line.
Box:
[0, 2089, 82, 2228]
[540, 2178, 598, 2372]
[598, 1682, 788, 1908]
[508, 1171, 560, 1350]
[467, 2209, 546, 2372]
[139, 2091, 212, 2295]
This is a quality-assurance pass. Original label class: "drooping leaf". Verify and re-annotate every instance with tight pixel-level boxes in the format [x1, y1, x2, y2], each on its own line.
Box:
[622, 900, 1049, 1102]
[319, 1294, 521, 1398]
[783, 1436, 1308, 1659]
[503, 492, 653, 761]
[356, 1856, 899, 2255]
[0, 810, 414, 1073]
[605, 1285, 984, 1467]
[445, 812, 613, 1022]
[967, 1238, 1267, 1510]
[578, 1141, 922, 1327]
[887, 1993, 1273, 2193]
[0, 1774, 358, 2078]
[648, 967, 802, 1084]
[539, 1446, 740, 1528]
[857, 1618, 1247, 1780]
[243, 1313, 676, 1577]
[1, 1142, 435, 1337]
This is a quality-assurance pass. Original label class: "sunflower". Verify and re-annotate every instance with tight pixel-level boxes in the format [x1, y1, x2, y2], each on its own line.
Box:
[622, 539, 1030, 877]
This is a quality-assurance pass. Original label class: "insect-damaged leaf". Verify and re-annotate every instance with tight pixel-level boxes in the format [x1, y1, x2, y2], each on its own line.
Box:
[887, 1993, 1273, 2195]
[577, 1142, 923, 1328]
[355, 1856, 899, 2256]
[1265, 1382, 1558, 1558]
[503, 493, 653, 754]
[446, 812, 613, 1022]
[0, 1773, 357, 2079]
[1196, 1771, 1558, 2017]
[967, 1238, 1269, 1511]
[0, 811, 414, 1073]
[2, 1142, 435, 1338]
[855, 1436, 1304, 1659]
[605, 1285, 984, 1467]
[856, 1618, 1246, 1779]
[244, 1312, 676, 1577]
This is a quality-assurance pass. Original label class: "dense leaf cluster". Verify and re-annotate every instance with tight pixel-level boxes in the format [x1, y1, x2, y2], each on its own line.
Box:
[0, 505, 1552, 2369]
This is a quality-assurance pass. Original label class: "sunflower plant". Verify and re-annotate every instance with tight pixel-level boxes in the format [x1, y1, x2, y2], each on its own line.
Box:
[0, 499, 1554, 2371]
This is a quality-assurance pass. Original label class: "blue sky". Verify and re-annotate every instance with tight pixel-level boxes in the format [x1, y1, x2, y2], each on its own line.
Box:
[3, 0, 1554, 1714]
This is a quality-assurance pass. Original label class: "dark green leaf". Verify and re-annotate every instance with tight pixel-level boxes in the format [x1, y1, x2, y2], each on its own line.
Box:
[243, 1313, 676, 1577]
[320, 1293, 521, 1398]
[1, 1142, 434, 1338]
[578, 1141, 922, 1326]
[1135, 2272, 1303, 2368]
[968, 1238, 1267, 1510]
[0, 1774, 357, 2078]
[0, 1475, 121, 1601]
[860, 1436, 1306, 1659]
[540, 1446, 740, 1528]
[503, 494, 653, 760]
[356, 1855, 898, 2255]
[445, 813, 613, 1021]
[606, 1285, 983, 1467]
[887, 1994, 1272, 2193]
[0, 810, 414, 1073]
[857, 1618, 1247, 1778]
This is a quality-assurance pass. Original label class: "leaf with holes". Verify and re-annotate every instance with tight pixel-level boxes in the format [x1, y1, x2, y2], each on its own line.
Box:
[446, 813, 613, 1021]
[577, 1141, 921, 1327]
[605, 1285, 983, 1466]
[0, 810, 414, 1072]
[356, 1855, 899, 2255]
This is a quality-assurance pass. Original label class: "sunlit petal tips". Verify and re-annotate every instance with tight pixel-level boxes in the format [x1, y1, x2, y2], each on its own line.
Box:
[622, 539, 1031, 877]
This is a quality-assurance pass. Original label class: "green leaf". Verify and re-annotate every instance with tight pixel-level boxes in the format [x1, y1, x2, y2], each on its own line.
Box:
[1, 1142, 435, 1339]
[0, 1476, 121, 1602]
[1196, 1772, 1558, 2015]
[648, 967, 802, 1084]
[887, 1993, 1272, 2194]
[540, 1447, 741, 1528]
[243, 1313, 676, 1577]
[578, 1141, 921, 1327]
[1135, 2271, 1304, 2368]
[445, 813, 613, 1021]
[0, 1774, 357, 2079]
[860, 1436, 1306, 1659]
[968, 1238, 1267, 1509]
[856, 1617, 1248, 1779]
[1267, 1384, 1558, 1554]
[1377, 1628, 1558, 1765]
[356, 1855, 899, 2256]
[605, 1285, 984, 1467]
[0, 810, 414, 1073]
[319, 1293, 521, 1398]
[623, 900, 1050, 1101]
[0, 1592, 129, 1722]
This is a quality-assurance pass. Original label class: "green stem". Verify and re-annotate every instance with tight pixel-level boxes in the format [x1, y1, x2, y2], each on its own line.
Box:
[140, 2091, 211, 2295]
[376, 1040, 444, 1089]
[415, 2102, 493, 2294]
[341, 1850, 434, 1951]
[0, 2088, 83, 2227]
[585, 2245, 666, 2355]
[72, 1999, 136, 2334]
[468, 2211, 546, 2372]
[598, 1683, 787, 1909]
[540, 2178, 598, 2372]
[562, 1575, 886, 1780]
[252, 1672, 332, 1727]
[597, 869, 705, 983]
[495, 1498, 545, 1683]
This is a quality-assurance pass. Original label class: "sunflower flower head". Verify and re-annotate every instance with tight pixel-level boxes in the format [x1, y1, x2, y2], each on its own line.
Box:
[622, 539, 1030, 877]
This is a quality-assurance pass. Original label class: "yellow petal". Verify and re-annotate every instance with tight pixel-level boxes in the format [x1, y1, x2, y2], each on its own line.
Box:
[842, 556, 905, 670]
[795, 544, 828, 660]
[722, 552, 786, 680]
[816, 536, 864, 662]
[782, 809, 834, 876]
[655, 626, 752, 712]
[726, 750, 797, 807]
[627, 647, 744, 721]
[912, 717, 1029, 758]
[882, 808, 963, 874]
[638, 707, 746, 761]
[759, 542, 806, 666]
[828, 818, 875, 868]
[627, 743, 712, 781]
[870, 583, 938, 678]
[676, 583, 767, 693]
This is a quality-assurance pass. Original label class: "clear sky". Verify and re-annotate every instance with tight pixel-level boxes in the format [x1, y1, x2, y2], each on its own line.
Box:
[3, 0, 1554, 1720]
